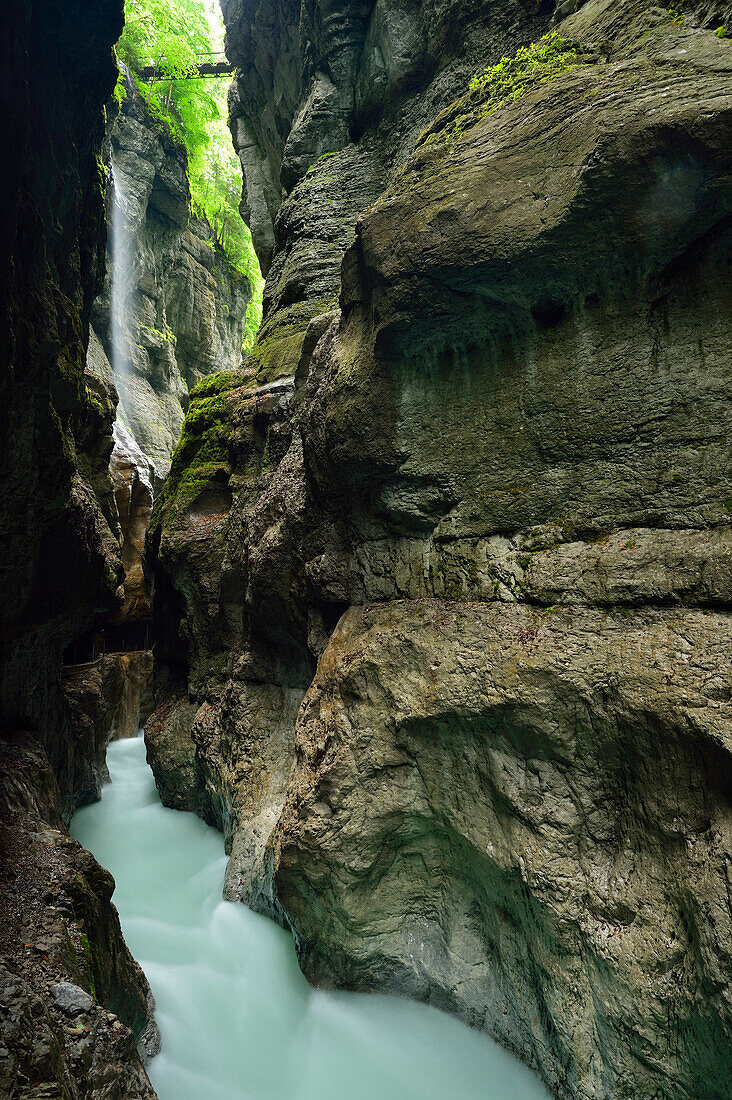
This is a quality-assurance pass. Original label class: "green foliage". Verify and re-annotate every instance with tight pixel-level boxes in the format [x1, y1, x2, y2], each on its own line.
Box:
[421, 33, 582, 149]
[116, 0, 263, 350]
[78, 932, 98, 1002]
[468, 32, 579, 100]
[139, 320, 176, 343]
[668, 4, 684, 26]
[714, 25, 729, 37]
[117, 0, 209, 78]
[466, 32, 581, 131]
[112, 64, 128, 110]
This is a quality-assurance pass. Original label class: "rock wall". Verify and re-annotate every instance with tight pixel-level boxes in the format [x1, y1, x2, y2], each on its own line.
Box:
[222, 0, 555, 382]
[111, 421, 154, 622]
[0, 0, 125, 814]
[91, 74, 252, 481]
[62, 651, 155, 796]
[0, 735, 158, 1100]
[0, 2, 158, 1094]
[148, 0, 732, 1097]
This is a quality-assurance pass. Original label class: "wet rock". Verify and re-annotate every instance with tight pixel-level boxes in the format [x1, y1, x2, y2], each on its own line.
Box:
[111, 652, 155, 740]
[0, 0, 126, 813]
[0, 736, 158, 1097]
[111, 421, 154, 623]
[267, 601, 732, 1099]
[59, 651, 152, 809]
[0, 3, 159, 1096]
[144, 691, 200, 812]
[222, 0, 555, 385]
[50, 983, 94, 1017]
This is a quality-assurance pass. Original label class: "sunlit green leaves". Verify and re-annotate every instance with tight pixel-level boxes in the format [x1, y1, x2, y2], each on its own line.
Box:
[116, 0, 263, 350]
[468, 32, 579, 108]
[117, 0, 211, 77]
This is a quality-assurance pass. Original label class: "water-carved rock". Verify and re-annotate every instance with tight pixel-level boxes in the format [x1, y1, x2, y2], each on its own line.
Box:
[149, 0, 732, 1096]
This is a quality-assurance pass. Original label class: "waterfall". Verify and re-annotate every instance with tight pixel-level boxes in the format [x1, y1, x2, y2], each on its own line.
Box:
[108, 165, 156, 625]
[108, 164, 154, 491]
[109, 164, 133, 406]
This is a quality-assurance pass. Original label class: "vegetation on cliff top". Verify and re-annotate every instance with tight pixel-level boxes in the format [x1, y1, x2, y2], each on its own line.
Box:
[468, 32, 580, 102]
[116, 0, 263, 350]
[419, 32, 583, 148]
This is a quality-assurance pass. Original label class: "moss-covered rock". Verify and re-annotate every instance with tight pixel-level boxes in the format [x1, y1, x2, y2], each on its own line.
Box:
[151, 370, 246, 535]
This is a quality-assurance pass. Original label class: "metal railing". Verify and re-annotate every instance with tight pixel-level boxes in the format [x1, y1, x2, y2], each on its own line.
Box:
[137, 52, 235, 81]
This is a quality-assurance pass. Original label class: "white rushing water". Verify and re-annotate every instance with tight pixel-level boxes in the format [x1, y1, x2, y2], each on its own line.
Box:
[109, 165, 132, 392]
[71, 735, 550, 1100]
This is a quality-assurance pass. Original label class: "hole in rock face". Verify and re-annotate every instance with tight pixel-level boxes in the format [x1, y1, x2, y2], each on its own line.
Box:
[316, 598, 350, 635]
[531, 298, 566, 329]
[184, 483, 232, 522]
[252, 411, 268, 448]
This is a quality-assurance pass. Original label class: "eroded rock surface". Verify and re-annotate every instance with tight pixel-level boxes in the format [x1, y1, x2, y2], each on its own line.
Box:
[61, 651, 155, 793]
[148, 0, 732, 1096]
[0, 3, 160, 1093]
[111, 421, 154, 622]
[0, 0, 125, 811]
[0, 736, 158, 1099]
[270, 601, 732, 1099]
[222, 0, 556, 382]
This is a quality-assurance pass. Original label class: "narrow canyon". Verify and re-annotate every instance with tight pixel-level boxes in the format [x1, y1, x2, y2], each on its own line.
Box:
[1, 0, 731, 1097]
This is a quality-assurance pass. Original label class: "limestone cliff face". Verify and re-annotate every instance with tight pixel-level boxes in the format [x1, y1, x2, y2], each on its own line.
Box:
[148, 0, 732, 1097]
[92, 74, 251, 480]
[0, 0, 125, 812]
[0, 735, 159, 1099]
[0, 2, 157, 1094]
[221, 0, 554, 381]
[110, 421, 154, 623]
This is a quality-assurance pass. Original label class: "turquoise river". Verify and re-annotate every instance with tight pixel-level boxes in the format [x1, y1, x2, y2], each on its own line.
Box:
[71, 733, 551, 1100]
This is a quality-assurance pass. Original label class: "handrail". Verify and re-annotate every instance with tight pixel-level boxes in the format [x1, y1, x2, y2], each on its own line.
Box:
[136, 52, 235, 81]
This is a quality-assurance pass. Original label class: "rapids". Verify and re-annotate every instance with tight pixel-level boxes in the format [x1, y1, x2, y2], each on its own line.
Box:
[71, 734, 550, 1100]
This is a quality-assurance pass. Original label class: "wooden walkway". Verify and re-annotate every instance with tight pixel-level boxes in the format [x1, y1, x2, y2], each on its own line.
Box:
[137, 52, 235, 81]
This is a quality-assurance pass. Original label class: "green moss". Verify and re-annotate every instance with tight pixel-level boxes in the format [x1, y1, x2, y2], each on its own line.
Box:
[83, 382, 108, 421]
[112, 63, 127, 110]
[188, 370, 243, 400]
[419, 33, 583, 148]
[139, 320, 176, 345]
[303, 150, 339, 177]
[247, 330, 306, 381]
[152, 370, 246, 531]
[94, 153, 107, 196]
[246, 297, 338, 383]
[468, 32, 578, 95]
[714, 25, 729, 37]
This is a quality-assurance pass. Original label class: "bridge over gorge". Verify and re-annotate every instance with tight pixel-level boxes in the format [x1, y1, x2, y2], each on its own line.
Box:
[137, 52, 235, 80]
